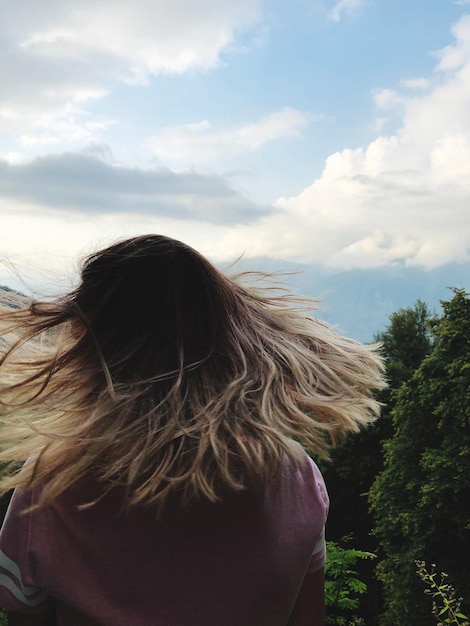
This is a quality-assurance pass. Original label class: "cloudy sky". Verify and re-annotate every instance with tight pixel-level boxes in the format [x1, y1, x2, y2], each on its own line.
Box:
[1, 0, 470, 288]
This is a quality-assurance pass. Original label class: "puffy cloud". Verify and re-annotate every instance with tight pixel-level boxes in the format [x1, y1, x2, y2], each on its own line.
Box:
[12, 0, 261, 78]
[250, 15, 470, 269]
[147, 108, 311, 165]
[0, 0, 262, 143]
[0, 152, 272, 225]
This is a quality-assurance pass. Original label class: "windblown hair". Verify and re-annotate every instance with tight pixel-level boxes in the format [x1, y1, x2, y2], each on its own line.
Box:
[0, 235, 385, 511]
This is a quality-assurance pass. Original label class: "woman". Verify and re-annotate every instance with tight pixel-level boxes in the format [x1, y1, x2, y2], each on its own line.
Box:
[0, 235, 385, 625]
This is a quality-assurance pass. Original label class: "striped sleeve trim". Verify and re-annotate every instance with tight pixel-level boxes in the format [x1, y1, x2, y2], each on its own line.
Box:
[0, 550, 50, 607]
[311, 527, 326, 556]
[306, 527, 326, 574]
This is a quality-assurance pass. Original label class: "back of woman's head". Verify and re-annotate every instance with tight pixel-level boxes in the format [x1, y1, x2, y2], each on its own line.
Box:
[0, 234, 386, 511]
[74, 235, 233, 387]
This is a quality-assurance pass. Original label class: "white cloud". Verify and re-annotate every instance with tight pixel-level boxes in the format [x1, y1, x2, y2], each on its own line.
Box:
[373, 89, 406, 110]
[235, 15, 470, 269]
[20, 0, 260, 76]
[2, 9, 470, 273]
[0, 0, 262, 148]
[400, 77, 431, 90]
[435, 15, 470, 71]
[328, 0, 364, 22]
[2, 0, 261, 77]
[147, 108, 311, 165]
[4, 12, 470, 274]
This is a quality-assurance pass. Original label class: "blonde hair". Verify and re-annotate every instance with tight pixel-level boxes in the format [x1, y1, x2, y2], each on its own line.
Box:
[0, 235, 386, 511]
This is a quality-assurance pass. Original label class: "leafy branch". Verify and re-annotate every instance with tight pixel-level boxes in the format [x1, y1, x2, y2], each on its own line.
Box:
[416, 560, 469, 626]
[325, 536, 376, 626]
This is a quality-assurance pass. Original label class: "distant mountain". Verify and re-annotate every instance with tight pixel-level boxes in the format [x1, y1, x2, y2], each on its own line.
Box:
[230, 259, 470, 342]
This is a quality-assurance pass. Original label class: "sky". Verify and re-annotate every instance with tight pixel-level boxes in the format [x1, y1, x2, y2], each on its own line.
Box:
[1, 0, 470, 290]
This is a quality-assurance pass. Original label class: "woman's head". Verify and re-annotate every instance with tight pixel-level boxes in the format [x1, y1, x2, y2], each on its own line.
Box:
[0, 234, 386, 510]
[71, 235, 234, 387]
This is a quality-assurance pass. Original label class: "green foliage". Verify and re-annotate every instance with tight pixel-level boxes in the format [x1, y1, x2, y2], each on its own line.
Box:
[416, 561, 470, 626]
[375, 299, 434, 391]
[369, 289, 470, 625]
[325, 536, 376, 626]
[0, 610, 6, 626]
[320, 300, 435, 622]
[322, 300, 434, 536]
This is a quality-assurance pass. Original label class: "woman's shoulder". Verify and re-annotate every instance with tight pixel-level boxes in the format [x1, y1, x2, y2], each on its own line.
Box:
[266, 446, 330, 516]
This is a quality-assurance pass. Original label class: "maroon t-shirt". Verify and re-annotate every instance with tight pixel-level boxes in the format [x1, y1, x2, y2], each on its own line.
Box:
[0, 453, 328, 625]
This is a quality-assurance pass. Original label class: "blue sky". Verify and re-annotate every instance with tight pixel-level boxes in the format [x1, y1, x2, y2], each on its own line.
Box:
[1, 0, 470, 289]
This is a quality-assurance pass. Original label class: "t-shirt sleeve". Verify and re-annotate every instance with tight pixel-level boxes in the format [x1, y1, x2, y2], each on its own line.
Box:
[305, 457, 329, 574]
[0, 488, 52, 613]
